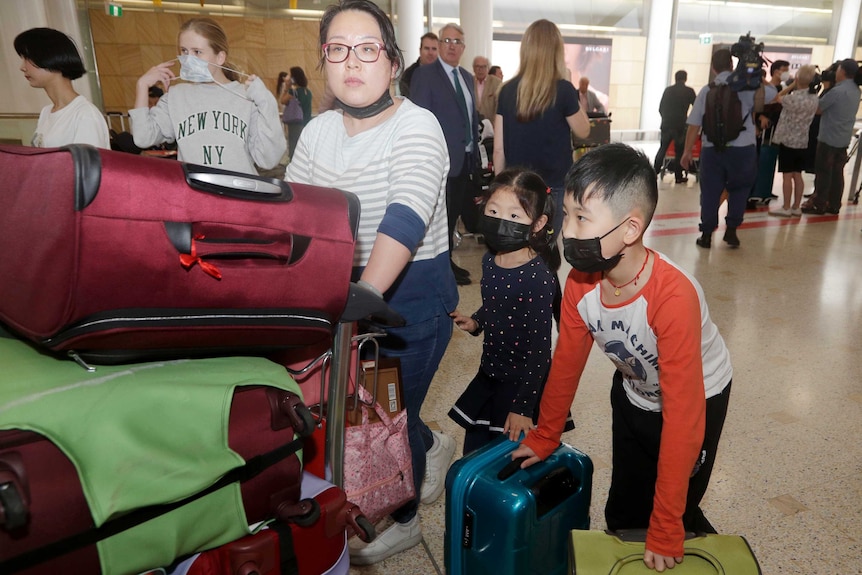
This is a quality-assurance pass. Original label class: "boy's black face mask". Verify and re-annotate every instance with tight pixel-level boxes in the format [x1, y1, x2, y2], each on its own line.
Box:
[477, 214, 532, 253]
[562, 218, 629, 273]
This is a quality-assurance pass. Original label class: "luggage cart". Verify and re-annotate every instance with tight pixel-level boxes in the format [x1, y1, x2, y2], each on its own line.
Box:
[572, 115, 612, 161]
[285, 283, 406, 541]
[846, 128, 861, 205]
[660, 138, 701, 182]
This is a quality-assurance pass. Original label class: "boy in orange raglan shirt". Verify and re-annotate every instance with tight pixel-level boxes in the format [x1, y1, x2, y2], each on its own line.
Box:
[512, 143, 732, 572]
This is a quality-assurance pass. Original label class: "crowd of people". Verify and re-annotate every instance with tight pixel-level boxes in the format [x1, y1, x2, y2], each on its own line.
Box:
[12, 1, 860, 572]
[662, 52, 860, 247]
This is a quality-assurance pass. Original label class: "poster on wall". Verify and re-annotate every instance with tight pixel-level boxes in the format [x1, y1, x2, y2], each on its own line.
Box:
[492, 34, 613, 111]
[762, 47, 812, 80]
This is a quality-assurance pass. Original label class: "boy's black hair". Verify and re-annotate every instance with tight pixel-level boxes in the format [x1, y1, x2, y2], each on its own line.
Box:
[14, 27, 86, 80]
[318, 0, 405, 76]
[484, 167, 560, 271]
[564, 143, 659, 226]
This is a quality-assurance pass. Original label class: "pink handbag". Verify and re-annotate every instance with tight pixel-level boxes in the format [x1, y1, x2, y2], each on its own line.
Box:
[343, 385, 415, 525]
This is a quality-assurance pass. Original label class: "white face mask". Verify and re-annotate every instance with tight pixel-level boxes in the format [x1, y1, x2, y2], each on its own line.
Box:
[177, 54, 250, 99]
[780, 71, 792, 83]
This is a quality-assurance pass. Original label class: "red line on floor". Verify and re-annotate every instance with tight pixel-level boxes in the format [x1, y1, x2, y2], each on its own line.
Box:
[646, 209, 862, 237]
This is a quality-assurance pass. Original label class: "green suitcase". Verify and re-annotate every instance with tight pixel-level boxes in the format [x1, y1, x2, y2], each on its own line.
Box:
[569, 529, 761, 574]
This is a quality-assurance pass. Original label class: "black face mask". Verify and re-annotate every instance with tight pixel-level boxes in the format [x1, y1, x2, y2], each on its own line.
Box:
[478, 214, 532, 253]
[562, 218, 629, 273]
[336, 90, 394, 119]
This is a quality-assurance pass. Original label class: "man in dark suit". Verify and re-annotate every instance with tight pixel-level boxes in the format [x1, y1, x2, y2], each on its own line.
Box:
[410, 22, 480, 286]
[654, 70, 696, 183]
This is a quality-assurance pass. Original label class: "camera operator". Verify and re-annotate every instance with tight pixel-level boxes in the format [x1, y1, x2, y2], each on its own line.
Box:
[802, 59, 861, 215]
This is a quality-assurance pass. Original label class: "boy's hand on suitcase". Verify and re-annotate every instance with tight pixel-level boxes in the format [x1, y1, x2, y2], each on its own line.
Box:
[504, 413, 534, 442]
[644, 549, 683, 572]
[509, 444, 541, 469]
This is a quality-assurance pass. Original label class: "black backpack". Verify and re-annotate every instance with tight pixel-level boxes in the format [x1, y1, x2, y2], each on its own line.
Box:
[702, 82, 745, 151]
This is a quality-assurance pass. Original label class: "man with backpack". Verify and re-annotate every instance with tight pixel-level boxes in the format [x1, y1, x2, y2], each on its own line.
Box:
[681, 48, 757, 249]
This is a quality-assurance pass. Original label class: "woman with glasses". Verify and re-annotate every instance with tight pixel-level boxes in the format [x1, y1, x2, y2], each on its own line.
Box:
[284, 0, 457, 565]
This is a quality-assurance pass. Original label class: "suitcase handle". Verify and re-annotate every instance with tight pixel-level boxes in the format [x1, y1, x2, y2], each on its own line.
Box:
[0, 452, 30, 531]
[184, 164, 293, 202]
[497, 456, 529, 480]
[610, 550, 725, 574]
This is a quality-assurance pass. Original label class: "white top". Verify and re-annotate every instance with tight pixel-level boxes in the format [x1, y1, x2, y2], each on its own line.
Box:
[129, 79, 286, 175]
[284, 98, 450, 267]
[33, 95, 110, 149]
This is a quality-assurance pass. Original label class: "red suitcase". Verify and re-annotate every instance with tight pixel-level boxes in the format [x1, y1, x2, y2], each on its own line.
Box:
[0, 144, 359, 362]
[0, 337, 314, 575]
[291, 472, 372, 575]
[174, 473, 372, 575]
[173, 525, 296, 575]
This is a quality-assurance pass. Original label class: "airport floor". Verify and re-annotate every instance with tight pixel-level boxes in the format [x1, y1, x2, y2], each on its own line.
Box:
[347, 143, 862, 575]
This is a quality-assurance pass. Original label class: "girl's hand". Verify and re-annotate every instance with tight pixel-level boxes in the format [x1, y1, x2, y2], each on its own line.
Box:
[450, 310, 477, 333]
[138, 60, 176, 92]
[503, 413, 534, 442]
[244, 73, 258, 88]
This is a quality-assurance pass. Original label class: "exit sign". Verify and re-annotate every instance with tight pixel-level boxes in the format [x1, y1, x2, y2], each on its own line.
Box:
[106, 2, 122, 17]
[699, 33, 712, 45]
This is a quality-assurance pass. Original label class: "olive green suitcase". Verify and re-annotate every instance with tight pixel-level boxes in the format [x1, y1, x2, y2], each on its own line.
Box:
[569, 529, 761, 574]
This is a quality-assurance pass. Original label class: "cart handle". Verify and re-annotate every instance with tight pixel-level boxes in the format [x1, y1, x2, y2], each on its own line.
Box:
[340, 283, 405, 327]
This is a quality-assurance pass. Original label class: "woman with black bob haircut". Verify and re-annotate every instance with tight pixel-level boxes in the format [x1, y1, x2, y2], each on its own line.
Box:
[14, 27, 110, 148]
[14, 27, 86, 79]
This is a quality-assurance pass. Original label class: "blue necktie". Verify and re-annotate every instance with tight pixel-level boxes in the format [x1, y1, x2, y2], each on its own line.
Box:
[452, 68, 472, 147]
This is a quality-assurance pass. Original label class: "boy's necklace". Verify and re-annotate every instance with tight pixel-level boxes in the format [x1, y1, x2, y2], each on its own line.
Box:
[605, 250, 649, 296]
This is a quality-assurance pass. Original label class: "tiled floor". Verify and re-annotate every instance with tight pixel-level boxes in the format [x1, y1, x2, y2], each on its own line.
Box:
[348, 142, 862, 575]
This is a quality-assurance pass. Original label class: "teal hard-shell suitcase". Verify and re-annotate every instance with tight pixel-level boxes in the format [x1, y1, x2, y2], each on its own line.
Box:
[444, 436, 593, 575]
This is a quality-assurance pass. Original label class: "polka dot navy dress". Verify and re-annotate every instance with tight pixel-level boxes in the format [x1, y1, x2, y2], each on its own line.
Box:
[449, 252, 574, 440]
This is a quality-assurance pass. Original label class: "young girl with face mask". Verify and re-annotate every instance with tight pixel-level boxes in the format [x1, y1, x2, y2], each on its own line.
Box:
[449, 168, 573, 454]
[129, 18, 285, 175]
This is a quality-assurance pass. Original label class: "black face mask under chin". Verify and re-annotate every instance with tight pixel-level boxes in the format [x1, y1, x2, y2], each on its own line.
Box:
[336, 90, 394, 119]
[477, 214, 532, 253]
[562, 218, 629, 273]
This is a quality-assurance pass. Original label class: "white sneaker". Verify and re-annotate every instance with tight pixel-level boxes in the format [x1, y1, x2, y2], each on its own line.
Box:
[420, 430, 456, 504]
[349, 515, 422, 565]
[769, 207, 793, 217]
[791, 207, 802, 217]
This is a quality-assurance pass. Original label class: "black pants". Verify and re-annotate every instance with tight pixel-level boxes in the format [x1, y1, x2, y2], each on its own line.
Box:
[654, 127, 686, 180]
[605, 372, 732, 535]
[812, 141, 847, 212]
[446, 154, 479, 249]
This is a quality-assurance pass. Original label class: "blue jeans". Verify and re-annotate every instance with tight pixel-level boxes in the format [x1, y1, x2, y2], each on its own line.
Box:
[699, 145, 756, 233]
[378, 312, 453, 523]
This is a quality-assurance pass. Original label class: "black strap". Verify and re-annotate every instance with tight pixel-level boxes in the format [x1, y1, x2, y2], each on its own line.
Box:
[1, 436, 304, 574]
[268, 521, 300, 575]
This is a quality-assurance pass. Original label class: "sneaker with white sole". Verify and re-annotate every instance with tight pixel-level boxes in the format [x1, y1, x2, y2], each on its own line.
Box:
[349, 515, 422, 565]
[790, 207, 802, 217]
[420, 430, 456, 504]
[769, 207, 793, 217]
